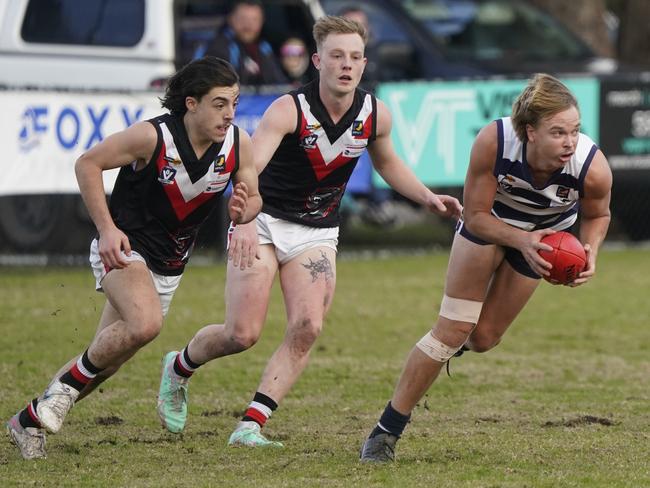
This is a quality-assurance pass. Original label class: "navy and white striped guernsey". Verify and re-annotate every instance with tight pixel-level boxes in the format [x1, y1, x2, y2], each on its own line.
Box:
[492, 117, 598, 231]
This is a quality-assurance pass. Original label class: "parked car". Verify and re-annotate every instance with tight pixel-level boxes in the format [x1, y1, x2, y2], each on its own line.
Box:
[0, 0, 323, 91]
[321, 0, 618, 83]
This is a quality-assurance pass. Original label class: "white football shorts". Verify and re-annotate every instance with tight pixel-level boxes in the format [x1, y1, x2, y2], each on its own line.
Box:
[89, 238, 182, 316]
[228, 212, 339, 264]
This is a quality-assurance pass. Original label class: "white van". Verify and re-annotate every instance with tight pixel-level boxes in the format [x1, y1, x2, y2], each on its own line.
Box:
[0, 0, 324, 91]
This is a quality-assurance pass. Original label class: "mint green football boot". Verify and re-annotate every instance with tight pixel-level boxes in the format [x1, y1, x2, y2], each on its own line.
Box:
[157, 351, 189, 433]
[228, 421, 283, 447]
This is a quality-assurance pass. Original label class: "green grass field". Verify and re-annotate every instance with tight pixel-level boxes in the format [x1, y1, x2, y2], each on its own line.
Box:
[1, 248, 649, 487]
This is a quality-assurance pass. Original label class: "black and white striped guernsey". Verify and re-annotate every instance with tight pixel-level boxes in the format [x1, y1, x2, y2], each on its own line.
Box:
[492, 117, 598, 231]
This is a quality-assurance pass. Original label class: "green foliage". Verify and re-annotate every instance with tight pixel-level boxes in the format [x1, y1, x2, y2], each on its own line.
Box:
[1, 249, 649, 487]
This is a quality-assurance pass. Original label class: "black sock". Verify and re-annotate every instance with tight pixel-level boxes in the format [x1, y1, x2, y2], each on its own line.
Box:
[173, 347, 201, 378]
[370, 401, 411, 438]
[59, 350, 102, 391]
[242, 391, 278, 425]
[18, 399, 41, 429]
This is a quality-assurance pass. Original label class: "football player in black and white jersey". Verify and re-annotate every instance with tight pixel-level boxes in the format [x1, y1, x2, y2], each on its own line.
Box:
[158, 16, 462, 446]
[360, 74, 613, 462]
[6, 57, 261, 459]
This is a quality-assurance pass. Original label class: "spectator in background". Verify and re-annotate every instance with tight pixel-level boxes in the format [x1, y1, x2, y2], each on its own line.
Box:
[200, 0, 288, 86]
[279, 36, 311, 86]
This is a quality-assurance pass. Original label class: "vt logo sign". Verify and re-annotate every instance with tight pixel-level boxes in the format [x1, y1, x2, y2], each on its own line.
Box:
[386, 88, 476, 183]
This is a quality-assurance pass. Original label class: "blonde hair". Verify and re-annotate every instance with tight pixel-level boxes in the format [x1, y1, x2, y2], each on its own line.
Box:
[313, 15, 368, 50]
[511, 73, 579, 142]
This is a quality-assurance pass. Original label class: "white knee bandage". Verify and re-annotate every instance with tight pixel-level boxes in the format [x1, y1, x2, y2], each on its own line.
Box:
[439, 294, 483, 324]
[416, 332, 461, 363]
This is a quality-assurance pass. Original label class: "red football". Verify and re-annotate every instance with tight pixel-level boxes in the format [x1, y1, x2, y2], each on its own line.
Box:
[538, 231, 587, 284]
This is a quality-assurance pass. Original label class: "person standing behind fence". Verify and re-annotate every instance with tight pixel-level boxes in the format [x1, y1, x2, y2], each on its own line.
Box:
[359, 73, 613, 463]
[198, 0, 288, 86]
[279, 36, 311, 86]
[156, 15, 462, 447]
[5, 56, 262, 460]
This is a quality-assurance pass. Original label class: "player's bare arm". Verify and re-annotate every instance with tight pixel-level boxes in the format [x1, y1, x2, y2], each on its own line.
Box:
[462, 122, 554, 276]
[228, 95, 297, 269]
[368, 100, 461, 219]
[251, 95, 298, 174]
[75, 121, 158, 269]
[572, 150, 612, 285]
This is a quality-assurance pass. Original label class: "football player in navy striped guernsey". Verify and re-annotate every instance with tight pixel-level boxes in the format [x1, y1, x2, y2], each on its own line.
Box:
[157, 16, 462, 446]
[360, 74, 613, 462]
[6, 56, 261, 459]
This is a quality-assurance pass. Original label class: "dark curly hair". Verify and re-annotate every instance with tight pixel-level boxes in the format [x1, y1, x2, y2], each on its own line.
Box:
[160, 56, 239, 116]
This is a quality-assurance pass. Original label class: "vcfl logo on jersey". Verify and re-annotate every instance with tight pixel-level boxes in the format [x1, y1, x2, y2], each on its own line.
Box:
[351, 120, 364, 136]
[300, 133, 319, 149]
[158, 165, 177, 185]
[213, 154, 226, 173]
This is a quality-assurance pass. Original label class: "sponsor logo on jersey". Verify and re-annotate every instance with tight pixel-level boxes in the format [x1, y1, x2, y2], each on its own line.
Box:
[343, 143, 367, 158]
[205, 172, 231, 193]
[164, 156, 182, 165]
[498, 175, 513, 192]
[556, 186, 571, 200]
[300, 133, 318, 149]
[213, 154, 226, 173]
[158, 165, 177, 185]
[306, 123, 321, 131]
[351, 120, 364, 136]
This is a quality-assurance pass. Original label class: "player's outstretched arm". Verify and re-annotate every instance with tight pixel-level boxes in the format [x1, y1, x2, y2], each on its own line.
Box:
[75, 121, 157, 269]
[367, 100, 461, 220]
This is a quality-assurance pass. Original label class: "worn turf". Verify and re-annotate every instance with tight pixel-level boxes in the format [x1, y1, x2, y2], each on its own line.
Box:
[1, 248, 648, 487]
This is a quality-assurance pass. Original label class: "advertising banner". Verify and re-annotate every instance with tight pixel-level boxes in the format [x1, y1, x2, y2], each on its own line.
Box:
[599, 79, 650, 171]
[599, 78, 650, 240]
[376, 77, 599, 187]
[0, 91, 284, 196]
[0, 91, 160, 196]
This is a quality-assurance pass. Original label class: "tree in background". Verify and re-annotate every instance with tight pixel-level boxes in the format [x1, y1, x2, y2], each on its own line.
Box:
[612, 0, 650, 67]
[531, 0, 613, 57]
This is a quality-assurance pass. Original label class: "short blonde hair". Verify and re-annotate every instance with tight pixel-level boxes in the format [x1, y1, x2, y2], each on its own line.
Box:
[511, 73, 579, 142]
[313, 15, 368, 50]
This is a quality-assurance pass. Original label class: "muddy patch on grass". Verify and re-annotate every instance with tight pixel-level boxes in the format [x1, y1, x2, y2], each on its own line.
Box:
[196, 430, 218, 438]
[542, 415, 617, 428]
[476, 416, 501, 424]
[200, 408, 242, 418]
[95, 415, 123, 426]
